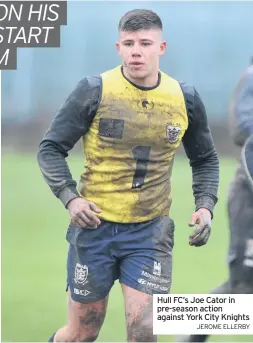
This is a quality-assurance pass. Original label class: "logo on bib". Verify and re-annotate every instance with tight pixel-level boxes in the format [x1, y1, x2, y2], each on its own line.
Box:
[166, 125, 181, 144]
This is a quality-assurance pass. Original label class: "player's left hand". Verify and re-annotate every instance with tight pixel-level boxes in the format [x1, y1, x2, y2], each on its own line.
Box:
[188, 208, 212, 247]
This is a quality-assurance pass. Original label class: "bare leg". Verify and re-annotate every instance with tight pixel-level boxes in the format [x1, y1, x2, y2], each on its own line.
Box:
[122, 284, 156, 342]
[53, 290, 108, 342]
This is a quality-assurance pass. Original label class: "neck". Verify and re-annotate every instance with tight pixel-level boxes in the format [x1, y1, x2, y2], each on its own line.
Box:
[122, 66, 159, 89]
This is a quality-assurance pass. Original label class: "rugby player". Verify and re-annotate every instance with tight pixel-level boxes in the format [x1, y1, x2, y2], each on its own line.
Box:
[38, 9, 219, 342]
[178, 59, 253, 343]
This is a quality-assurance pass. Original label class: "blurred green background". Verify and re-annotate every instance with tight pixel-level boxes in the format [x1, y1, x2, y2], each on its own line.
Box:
[2, 154, 253, 342]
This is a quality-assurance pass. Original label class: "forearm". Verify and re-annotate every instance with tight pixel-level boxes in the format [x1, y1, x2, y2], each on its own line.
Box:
[37, 76, 101, 207]
[241, 133, 253, 188]
[180, 82, 219, 217]
[37, 140, 80, 207]
[235, 69, 253, 136]
[190, 147, 219, 216]
[231, 68, 253, 146]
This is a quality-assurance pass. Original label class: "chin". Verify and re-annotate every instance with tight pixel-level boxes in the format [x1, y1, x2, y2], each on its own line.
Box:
[128, 69, 148, 80]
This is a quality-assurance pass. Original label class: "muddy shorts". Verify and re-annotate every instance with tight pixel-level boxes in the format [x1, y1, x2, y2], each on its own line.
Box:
[66, 216, 174, 303]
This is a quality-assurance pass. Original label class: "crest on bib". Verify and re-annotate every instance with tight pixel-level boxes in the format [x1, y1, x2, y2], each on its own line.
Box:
[166, 125, 181, 144]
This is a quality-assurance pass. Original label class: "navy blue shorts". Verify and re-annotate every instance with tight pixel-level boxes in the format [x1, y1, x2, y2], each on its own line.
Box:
[66, 216, 174, 303]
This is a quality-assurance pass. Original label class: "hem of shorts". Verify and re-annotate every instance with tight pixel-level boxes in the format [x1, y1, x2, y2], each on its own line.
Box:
[119, 277, 170, 295]
[70, 290, 110, 304]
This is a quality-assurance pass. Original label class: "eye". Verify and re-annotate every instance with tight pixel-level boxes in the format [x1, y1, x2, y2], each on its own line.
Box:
[142, 42, 151, 46]
[124, 42, 133, 47]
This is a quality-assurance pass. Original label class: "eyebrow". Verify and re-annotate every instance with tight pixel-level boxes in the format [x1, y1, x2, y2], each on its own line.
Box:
[122, 38, 154, 42]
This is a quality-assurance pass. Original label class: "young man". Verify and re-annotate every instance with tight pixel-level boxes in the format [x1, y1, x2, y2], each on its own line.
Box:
[178, 60, 253, 343]
[38, 9, 219, 343]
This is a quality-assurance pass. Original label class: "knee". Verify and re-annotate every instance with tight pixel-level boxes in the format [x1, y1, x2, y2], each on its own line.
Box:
[77, 326, 100, 342]
[80, 332, 99, 342]
[127, 320, 155, 342]
[58, 327, 99, 342]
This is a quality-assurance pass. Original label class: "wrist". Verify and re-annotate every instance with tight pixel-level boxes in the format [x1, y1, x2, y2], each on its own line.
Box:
[66, 196, 81, 209]
[196, 207, 212, 218]
[195, 195, 215, 219]
[58, 185, 81, 209]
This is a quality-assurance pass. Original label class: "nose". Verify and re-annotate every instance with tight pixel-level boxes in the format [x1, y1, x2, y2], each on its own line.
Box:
[131, 44, 141, 56]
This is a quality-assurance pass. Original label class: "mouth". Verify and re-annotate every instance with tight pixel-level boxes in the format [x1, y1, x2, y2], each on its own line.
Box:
[128, 62, 144, 70]
[129, 62, 144, 66]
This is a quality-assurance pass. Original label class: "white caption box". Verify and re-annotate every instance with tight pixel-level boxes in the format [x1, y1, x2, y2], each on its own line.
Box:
[153, 294, 253, 335]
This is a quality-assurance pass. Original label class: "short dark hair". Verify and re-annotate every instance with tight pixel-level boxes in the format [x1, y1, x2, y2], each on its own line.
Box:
[118, 9, 162, 32]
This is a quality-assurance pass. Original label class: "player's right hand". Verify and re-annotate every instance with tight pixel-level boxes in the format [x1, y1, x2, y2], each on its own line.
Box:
[67, 197, 102, 229]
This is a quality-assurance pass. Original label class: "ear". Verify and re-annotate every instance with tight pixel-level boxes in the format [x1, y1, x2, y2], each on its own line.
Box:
[116, 41, 120, 54]
[159, 41, 167, 56]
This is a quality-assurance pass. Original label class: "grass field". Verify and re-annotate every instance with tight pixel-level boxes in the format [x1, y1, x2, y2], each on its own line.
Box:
[2, 153, 253, 342]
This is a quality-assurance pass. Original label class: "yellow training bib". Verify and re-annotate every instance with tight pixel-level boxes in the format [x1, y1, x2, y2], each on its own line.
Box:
[79, 66, 188, 222]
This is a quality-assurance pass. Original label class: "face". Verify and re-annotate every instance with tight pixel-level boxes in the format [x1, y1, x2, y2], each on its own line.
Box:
[116, 28, 166, 84]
